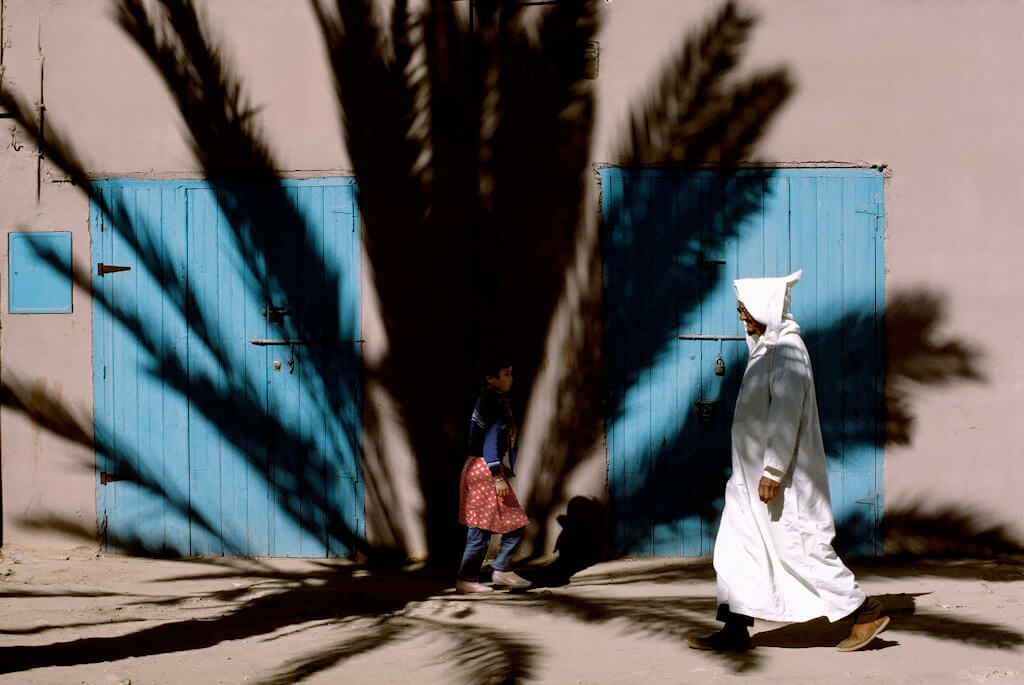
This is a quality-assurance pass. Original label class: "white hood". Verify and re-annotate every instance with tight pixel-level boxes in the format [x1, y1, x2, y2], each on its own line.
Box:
[733, 270, 802, 358]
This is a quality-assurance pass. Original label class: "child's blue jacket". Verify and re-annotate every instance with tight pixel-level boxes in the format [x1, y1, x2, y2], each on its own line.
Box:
[468, 388, 517, 476]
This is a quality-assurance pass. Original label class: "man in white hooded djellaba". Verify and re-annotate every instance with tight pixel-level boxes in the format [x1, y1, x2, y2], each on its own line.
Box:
[686, 271, 890, 653]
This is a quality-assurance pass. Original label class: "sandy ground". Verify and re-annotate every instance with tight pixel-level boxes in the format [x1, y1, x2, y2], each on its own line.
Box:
[1, 545, 1023, 684]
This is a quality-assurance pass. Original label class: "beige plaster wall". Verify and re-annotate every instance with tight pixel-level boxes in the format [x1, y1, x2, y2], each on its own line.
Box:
[1, 0, 1021, 552]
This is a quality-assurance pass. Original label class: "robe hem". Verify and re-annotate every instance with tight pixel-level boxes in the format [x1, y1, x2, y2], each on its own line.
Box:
[723, 596, 866, 624]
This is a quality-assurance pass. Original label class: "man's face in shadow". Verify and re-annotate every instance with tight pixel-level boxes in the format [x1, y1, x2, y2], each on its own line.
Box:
[737, 301, 767, 336]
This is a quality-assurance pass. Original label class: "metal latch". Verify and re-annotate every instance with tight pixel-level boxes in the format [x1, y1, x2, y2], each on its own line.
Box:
[694, 399, 717, 424]
[97, 263, 131, 276]
[677, 335, 746, 341]
[262, 307, 290, 324]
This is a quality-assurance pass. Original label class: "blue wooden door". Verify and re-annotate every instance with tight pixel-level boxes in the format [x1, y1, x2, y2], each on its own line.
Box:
[602, 168, 884, 557]
[93, 179, 362, 557]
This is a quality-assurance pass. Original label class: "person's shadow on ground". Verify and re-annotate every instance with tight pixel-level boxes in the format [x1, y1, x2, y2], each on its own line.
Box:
[751, 592, 1024, 651]
[752, 593, 920, 650]
[513, 496, 610, 588]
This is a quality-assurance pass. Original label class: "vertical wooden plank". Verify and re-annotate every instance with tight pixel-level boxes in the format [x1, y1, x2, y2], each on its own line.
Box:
[113, 188, 142, 549]
[324, 183, 355, 555]
[163, 185, 192, 554]
[788, 177, 817, 335]
[267, 186, 302, 556]
[634, 176, 654, 557]
[842, 175, 873, 470]
[187, 188, 224, 555]
[300, 184, 329, 556]
[612, 171, 630, 553]
[764, 175, 790, 276]
[245, 187, 271, 557]
[91, 190, 111, 549]
[871, 172, 886, 554]
[345, 182, 365, 543]
[599, 170, 618, 549]
[737, 174, 766, 279]
[671, 172, 696, 557]
[817, 177, 846, 525]
[218, 189, 249, 556]
[135, 187, 165, 550]
[650, 175, 675, 557]
[606, 170, 631, 554]
[838, 173, 883, 554]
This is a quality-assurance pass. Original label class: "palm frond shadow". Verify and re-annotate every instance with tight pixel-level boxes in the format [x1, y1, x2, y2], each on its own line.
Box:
[313, 0, 604, 561]
[258, 619, 410, 685]
[525, 0, 794, 555]
[504, 592, 759, 673]
[0, 561, 447, 675]
[608, 283, 990, 557]
[3, 0, 367, 557]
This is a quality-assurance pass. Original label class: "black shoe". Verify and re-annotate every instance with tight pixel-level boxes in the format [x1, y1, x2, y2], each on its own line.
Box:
[686, 628, 752, 651]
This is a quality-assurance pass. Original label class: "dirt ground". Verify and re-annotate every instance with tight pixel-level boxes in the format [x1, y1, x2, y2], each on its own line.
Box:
[1, 545, 1023, 684]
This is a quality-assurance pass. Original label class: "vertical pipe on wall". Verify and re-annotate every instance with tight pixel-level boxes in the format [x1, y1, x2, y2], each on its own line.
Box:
[0, 0, 5, 545]
[35, 19, 44, 204]
[468, 0, 483, 364]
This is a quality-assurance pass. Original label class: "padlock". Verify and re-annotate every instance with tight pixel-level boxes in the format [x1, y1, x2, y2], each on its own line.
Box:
[714, 354, 725, 376]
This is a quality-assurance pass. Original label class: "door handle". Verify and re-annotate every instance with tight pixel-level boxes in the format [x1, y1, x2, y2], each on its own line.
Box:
[677, 335, 745, 341]
[249, 338, 364, 345]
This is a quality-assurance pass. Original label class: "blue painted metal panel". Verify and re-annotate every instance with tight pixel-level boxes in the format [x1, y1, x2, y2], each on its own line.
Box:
[9, 231, 73, 313]
[92, 178, 362, 557]
[603, 167, 885, 557]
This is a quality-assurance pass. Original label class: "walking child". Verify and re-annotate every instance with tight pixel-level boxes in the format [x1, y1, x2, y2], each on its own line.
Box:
[455, 360, 532, 594]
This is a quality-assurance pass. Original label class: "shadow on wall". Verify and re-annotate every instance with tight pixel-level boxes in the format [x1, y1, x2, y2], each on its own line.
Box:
[603, 269, 994, 557]
[0, 0, 795, 564]
[884, 287, 985, 445]
[0, 0, 1009, 572]
[312, 0, 603, 562]
[0, 0, 611, 563]
[521, 0, 794, 558]
[3, 0, 366, 558]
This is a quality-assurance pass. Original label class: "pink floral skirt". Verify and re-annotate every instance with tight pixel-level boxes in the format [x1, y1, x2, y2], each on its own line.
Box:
[458, 456, 529, 534]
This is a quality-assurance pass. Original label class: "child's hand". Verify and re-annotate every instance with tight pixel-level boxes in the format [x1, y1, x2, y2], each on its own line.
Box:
[494, 478, 512, 498]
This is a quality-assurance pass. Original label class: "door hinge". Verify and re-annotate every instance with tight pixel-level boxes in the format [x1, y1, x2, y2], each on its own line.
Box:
[97, 263, 131, 276]
[854, 491, 883, 506]
[100, 471, 127, 485]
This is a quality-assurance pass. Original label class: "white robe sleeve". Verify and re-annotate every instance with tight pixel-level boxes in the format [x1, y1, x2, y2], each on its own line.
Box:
[761, 343, 809, 482]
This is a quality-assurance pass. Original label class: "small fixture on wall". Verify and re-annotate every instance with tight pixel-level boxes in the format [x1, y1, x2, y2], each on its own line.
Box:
[585, 41, 599, 79]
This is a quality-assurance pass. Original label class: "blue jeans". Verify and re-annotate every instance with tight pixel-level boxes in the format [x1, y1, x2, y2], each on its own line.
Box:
[457, 526, 525, 581]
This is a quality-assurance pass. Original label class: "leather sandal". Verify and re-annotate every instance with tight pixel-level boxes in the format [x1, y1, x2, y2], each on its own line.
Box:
[836, 616, 891, 652]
